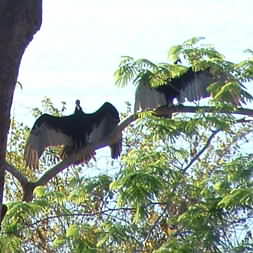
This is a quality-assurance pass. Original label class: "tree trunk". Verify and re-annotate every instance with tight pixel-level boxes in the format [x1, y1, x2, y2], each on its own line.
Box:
[0, 0, 42, 218]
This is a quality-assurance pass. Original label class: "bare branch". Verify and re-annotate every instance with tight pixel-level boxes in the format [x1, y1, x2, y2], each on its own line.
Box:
[4, 162, 37, 202]
[143, 204, 168, 247]
[25, 207, 135, 228]
[154, 105, 253, 117]
[182, 129, 221, 173]
[35, 159, 73, 187]
[5, 162, 29, 187]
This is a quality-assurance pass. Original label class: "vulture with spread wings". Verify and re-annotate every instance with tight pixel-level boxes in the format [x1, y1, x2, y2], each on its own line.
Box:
[134, 67, 252, 113]
[24, 101, 122, 169]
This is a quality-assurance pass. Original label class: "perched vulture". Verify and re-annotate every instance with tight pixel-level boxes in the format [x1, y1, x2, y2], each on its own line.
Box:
[24, 101, 122, 169]
[134, 67, 249, 113]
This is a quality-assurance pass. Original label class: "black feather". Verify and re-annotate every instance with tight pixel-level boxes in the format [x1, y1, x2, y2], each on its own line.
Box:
[155, 68, 212, 103]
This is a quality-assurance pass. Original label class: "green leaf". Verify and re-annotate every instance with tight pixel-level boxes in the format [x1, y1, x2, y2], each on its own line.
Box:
[66, 224, 79, 238]
[53, 238, 65, 248]
[168, 45, 183, 63]
[183, 36, 206, 46]
[34, 186, 46, 198]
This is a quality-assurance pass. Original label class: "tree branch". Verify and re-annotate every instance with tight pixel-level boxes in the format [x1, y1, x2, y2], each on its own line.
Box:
[5, 162, 29, 187]
[154, 105, 253, 117]
[182, 129, 221, 173]
[4, 162, 37, 202]
[35, 159, 73, 186]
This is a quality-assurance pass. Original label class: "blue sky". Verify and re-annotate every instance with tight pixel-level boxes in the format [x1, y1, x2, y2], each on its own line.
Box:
[13, 0, 253, 123]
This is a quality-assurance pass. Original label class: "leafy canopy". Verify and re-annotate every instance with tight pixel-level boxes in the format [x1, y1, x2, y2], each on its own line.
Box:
[115, 37, 253, 106]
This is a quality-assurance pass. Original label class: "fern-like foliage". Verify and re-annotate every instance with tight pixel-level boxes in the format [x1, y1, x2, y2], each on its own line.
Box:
[114, 56, 159, 87]
[115, 37, 253, 106]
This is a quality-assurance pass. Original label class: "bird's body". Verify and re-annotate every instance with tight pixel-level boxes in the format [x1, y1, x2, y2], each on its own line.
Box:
[24, 101, 122, 169]
[134, 68, 244, 113]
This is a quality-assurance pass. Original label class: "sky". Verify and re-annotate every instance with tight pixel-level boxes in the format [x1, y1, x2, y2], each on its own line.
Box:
[13, 0, 253, 123]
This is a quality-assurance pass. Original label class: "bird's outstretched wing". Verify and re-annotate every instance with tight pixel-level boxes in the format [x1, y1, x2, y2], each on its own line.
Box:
[175, 70, 212, 103]
[133, 69, 212, 112]
[25, 102, 122, 169]
[88, 102, 122, 159]
[176, 69, 252, 105]
[134, 83, 167, 113]
[134, 68, 252, 112]
[24, 114, 73, 169]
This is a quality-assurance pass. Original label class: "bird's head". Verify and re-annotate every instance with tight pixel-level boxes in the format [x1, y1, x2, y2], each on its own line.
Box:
[75, 99, 83, 113]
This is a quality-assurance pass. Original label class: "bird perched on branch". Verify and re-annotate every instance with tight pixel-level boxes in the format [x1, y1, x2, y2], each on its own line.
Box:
[134, 67, 252, 113]
[24, 100, 122, 169]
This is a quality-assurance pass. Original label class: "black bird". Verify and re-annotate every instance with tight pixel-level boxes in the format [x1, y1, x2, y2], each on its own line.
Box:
[24, 100, 122, 169]
[134, 68, 249, 113]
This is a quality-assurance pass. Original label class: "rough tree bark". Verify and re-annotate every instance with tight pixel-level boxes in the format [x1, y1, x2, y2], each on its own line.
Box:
[0, 0, 42, 218]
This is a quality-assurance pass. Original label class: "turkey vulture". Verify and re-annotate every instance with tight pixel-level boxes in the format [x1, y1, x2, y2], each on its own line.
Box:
[24, 100, 122, 169]
[134, 67, 250, 113]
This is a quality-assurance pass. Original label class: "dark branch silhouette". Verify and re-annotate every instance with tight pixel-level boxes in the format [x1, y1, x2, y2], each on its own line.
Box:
[154, 105, 253, 117]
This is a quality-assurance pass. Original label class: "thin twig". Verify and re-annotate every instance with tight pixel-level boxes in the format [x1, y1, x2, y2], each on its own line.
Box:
[182, 129, 221, 173]
[23, 207, 135, 229]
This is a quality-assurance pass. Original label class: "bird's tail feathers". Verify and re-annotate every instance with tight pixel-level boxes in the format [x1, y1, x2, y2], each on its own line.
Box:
[110, 138, 122, 159]
[24, 144, 39, 170]
[61, 145, 96, 164]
